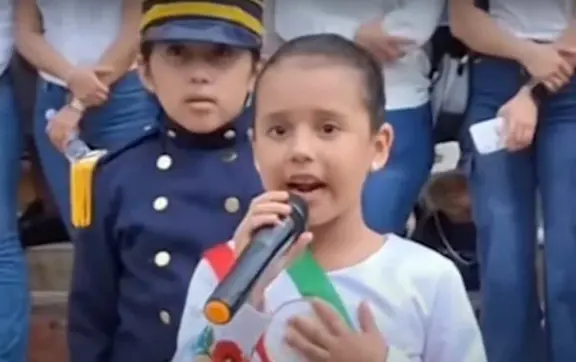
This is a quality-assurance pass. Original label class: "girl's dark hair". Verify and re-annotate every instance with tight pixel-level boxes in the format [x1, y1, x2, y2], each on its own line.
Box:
[140, 42, 155, 62]
[254, 34, 386, 132]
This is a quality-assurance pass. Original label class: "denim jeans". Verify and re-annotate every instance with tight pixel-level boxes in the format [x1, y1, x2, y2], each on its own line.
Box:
[33, 70, 157, 233]
[0, 70, 29, 362]
[362, 103, 434, 234]
[463, 56, 576, 362]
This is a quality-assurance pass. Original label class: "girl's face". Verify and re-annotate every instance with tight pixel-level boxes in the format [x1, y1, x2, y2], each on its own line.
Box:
[138, 42, 256, 132]
[253, 57, 393, 226]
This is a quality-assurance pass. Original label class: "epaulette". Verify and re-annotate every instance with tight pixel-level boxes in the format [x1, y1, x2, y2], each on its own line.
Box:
[71, 125, 160, 229]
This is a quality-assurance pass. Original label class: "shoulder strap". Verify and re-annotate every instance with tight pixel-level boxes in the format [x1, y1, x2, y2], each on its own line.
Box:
[71, 125, 159, 229]
[287, 250, 354, 328]
[202, 246, 356, 359]
[70, 150, 107, 228]
[203, 243, 236, 280]
[204, 245, 354, 328]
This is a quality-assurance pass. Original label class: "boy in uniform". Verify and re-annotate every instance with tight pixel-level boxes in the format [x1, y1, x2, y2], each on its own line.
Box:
[67, 1, 264, 362]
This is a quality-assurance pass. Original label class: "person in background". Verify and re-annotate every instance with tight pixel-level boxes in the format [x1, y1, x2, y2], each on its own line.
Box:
[67, 0, 263, 361]
[14, 0, 157, 234]
[11, 51, 70, 247]
[451, 0, 576, 361]
[263, 0, 445, 234]
[0, 2, 29, 361]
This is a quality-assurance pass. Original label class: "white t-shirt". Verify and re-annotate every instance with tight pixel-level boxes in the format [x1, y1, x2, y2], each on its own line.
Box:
[172, 234, 486, 362]
[263, 0, 446, 111]
[0, 0, 14, 76]
[35, 0, 123, 85]
[489, 0, 575, 41]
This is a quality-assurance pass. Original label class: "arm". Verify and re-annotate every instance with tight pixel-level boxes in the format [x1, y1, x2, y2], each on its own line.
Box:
[423, 263, 487, 362]
[14, 0, 74, 80]
[67, 168, 121, 362]
[449, 0, 533, 61]
[556, 18, 576, 67]
[380, 0, 445, 46]
[558, 19, 576, 45]
[95, 0, 142, 86]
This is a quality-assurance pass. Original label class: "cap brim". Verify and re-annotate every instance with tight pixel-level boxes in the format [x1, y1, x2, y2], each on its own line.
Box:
[142, 19, 260, 49]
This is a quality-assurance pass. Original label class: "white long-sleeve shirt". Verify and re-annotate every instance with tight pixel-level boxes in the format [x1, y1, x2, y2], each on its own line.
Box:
[488, 0, 574, 41]
[172, 234, 486, 362]
[0, 0, 14, 76]
[263, 0, 446, 110]
[35, 0, 123, 85]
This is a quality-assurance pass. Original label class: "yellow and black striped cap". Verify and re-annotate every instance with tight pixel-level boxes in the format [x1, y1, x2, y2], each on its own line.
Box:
[141, 0, 263, 48]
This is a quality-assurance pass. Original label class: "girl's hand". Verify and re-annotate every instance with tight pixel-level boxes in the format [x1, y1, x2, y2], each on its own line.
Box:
[232, 191, 313, 307]
[286, 300, 388, 362]
[46, 105, 83, 153]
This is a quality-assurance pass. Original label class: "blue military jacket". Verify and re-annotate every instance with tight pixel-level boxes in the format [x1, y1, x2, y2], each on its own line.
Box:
[68, 110, 263, 362]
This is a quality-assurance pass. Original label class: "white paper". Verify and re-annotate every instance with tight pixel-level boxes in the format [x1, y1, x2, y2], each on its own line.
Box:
[469, 117, 506, 155]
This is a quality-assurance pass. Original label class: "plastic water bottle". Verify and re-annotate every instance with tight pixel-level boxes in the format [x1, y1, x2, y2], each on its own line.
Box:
[64, 134, 92, 162]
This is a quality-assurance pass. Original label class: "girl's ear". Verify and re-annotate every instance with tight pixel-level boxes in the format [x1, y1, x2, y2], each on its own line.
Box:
[137, 54, 155, 93]
[247, 58, 263, 95]
[370, 123, 393, 172]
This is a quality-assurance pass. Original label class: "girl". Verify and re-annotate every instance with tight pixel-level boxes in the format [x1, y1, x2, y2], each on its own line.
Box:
[14, 0, 156, 232]
[451, 0, 576, 361]
[173, 34, 485, 362]
[67, 1, 264, 362]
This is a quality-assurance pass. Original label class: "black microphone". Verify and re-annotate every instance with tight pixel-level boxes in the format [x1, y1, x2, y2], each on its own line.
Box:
[203, 194, 308, 325]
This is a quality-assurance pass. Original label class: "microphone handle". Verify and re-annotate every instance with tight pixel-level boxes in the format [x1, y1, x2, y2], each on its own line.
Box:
[206, 218, 301, 323]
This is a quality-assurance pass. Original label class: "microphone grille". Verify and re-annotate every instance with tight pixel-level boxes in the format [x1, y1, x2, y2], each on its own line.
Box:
[288, 194, 308, 224]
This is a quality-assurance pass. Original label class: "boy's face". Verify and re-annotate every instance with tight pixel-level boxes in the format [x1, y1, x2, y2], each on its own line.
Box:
[253, 59, 392, 226]
[138, 42, 255, 132]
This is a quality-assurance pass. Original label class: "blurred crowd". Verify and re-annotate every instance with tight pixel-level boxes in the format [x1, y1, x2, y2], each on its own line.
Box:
[0, 0, 575, 361]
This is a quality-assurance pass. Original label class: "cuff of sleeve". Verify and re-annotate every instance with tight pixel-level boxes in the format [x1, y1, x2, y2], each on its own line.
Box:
[241, 304, 270, 327]
[387, 346, 411, 362]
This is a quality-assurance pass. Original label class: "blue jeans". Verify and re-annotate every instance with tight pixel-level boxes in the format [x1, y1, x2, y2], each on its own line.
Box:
[463, 56, 576, 362]
[34, 71, 156, 232]
[362, 103, 434, 234]
[0, 71, 29, 362]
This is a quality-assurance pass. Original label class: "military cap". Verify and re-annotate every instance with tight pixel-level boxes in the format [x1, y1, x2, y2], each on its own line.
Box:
[140, 0, 263, 48]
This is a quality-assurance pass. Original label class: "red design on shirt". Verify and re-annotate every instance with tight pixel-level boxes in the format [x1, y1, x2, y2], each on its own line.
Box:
[203, 243, 236, 280]
[212, 340, 244, 362]
[202, 242, 271, 362]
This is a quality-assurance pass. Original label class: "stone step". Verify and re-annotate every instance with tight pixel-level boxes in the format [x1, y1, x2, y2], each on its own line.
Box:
[31, 291, 68, 318]
[27, 243, 74, 292]
[30, 291, 68, 362]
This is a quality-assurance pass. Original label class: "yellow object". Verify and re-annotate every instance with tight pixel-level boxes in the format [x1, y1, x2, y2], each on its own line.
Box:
[204, 300, 232, 325]
[70, 151, 107, 229]
[141, 2, 264, 36]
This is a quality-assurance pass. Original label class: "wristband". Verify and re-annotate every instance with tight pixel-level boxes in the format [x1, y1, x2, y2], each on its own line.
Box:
[68, 98, 86, 113]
